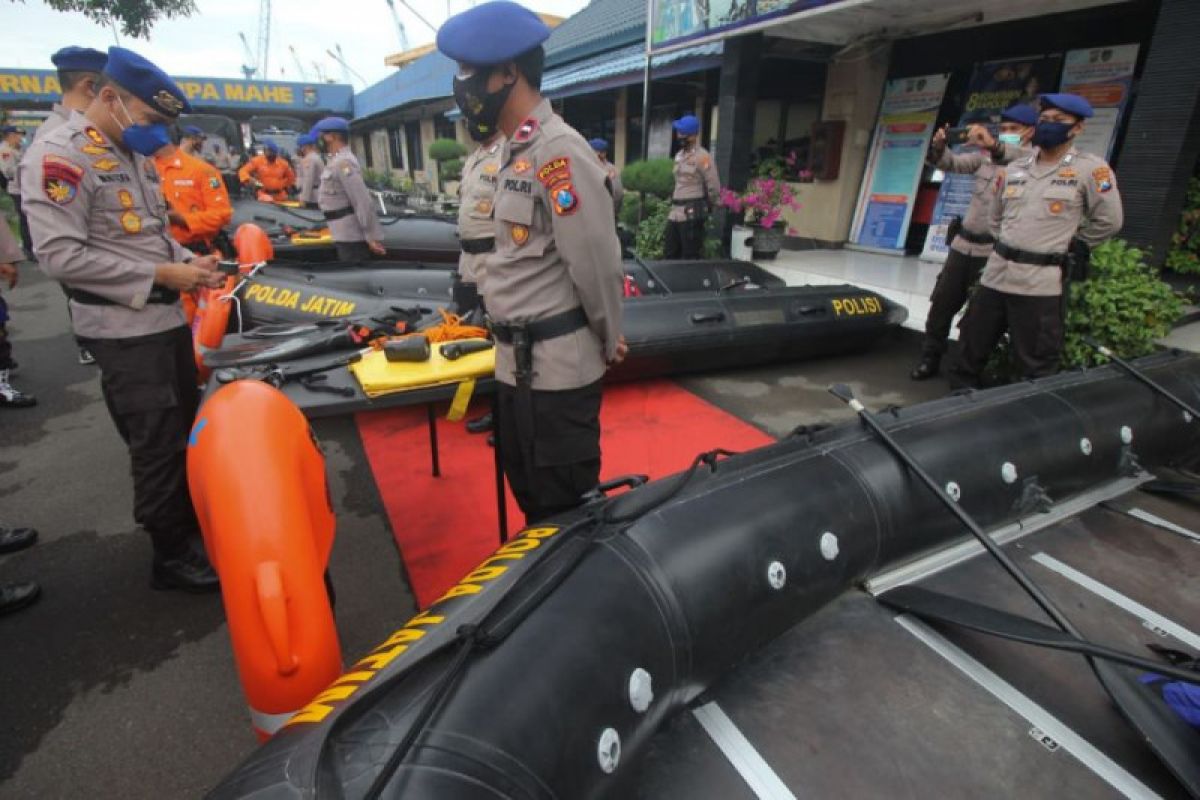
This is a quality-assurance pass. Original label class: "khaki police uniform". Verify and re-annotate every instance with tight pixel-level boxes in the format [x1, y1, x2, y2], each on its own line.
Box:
[952, 147, 1123, 385]
[22, 111, 203, 558]
[919, 141, 1026, 365]
[0, 136, 32, 255]
[488, 98, 624, 522]
[604, 160, 623, 219]
[318, 147, 383, 263]
[296, 150, 323, 208]
[666, 143, 719, 259]
[456, 136, 503, 306]
[0, 212, 20, 370]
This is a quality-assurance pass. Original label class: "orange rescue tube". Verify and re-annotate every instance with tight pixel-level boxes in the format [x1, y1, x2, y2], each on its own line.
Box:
[234, 222, 274, 269]
[191, 277, 235, 383]
[187, 381, 342, 740]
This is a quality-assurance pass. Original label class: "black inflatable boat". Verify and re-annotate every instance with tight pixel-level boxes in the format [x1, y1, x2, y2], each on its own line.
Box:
[229, 199, 461, 263]
[219, 258, 907, 380]
[208, 351, 1200, 798]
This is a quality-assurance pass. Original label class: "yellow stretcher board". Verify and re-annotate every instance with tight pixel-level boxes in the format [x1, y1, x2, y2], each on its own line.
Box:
[349, 338, 495, 398]
[291, 229, 333, 245]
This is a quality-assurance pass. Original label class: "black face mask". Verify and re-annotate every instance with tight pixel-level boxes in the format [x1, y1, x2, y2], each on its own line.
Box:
[453, 69, 513, 142]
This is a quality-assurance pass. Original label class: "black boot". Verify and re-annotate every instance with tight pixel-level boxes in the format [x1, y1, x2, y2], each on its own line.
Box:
[466, 412, 494, 434]
[0, 526, 37, 554]
[151, 547, 220, 594]
[0, 581, 41, 616]
[910, 355, 940, 381]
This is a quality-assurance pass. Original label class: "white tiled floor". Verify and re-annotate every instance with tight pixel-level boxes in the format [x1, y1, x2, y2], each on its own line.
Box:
[755, 248, 948, 334]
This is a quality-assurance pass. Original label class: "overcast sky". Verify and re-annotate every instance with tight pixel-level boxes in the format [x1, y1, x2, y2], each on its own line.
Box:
[0, 0, 591, 88]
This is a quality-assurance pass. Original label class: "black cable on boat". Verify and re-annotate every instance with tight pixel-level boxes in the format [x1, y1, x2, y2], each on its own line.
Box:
[1084, 337, 1200, 421]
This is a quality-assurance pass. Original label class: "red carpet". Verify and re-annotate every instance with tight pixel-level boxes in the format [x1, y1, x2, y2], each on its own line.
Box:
[355, 380, 774, 609]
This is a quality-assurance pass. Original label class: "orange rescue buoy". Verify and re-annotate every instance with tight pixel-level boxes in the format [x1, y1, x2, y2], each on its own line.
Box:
[191, 277, 235, 383]
[187, 380, 342, 740]
[234, 222, 274, 268]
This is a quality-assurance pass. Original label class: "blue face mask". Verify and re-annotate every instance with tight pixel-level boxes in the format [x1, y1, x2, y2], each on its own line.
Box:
[1031, 120, 1074, 148]
[112, 95, 172, 156]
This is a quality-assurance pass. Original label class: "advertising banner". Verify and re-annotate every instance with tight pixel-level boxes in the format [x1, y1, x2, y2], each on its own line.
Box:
[650, 0, 845, 49]
[919, 54, 1062, 262]
[1060, 43, 1139, 160]
[850, 73, 948, 253]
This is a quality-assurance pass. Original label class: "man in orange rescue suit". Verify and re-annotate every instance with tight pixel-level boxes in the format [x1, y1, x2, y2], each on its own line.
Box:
[22, 47, 225, 593]
[154, 127, 232, 253]
[294, 132, 323, 210]
[950, 93, 1123, 388]
[910, 103, 1035, 380]
[313, 116, 385, 263]
[238, 139, 295, 200]
[438, 1, 626, 524]
[666, 114, 719, 259]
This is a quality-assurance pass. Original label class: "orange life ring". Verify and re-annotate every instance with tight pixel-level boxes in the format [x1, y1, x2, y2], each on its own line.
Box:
[187, 380, 342, 740]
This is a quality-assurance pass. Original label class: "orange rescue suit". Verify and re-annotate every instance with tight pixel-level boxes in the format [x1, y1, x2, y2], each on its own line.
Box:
[238, 154, 296, 200]
[155, 150, 233, 247]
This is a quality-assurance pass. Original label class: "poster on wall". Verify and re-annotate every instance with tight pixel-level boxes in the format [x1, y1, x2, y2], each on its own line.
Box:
[1060, 44, 1140, 160]
[919, 54, 1062, 262]
[849, 73, 948, 254]
[649, 0, 844, 48]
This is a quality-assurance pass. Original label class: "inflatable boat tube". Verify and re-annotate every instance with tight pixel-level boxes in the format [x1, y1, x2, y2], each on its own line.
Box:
[188, 380, 342, 741]
[208, 352, 1200, 798]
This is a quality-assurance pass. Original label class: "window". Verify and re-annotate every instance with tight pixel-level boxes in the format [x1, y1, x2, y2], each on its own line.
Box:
[405, 121, 423, 173]
[361, 134, 373, 169]
[388, 126, 405, 170]
[434, 115, 456, 142]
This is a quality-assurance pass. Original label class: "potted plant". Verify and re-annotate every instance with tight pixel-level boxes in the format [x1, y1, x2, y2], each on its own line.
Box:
[719, 176, 801, 260]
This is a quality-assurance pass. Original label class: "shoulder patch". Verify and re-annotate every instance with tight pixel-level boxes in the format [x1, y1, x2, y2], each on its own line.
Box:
[700, 157, 711, 169]
[551, 184, 579, 216]
[536, 156, 571, 188]
[43, 154, 84, 204]
[209, 177, 221, 189]
[514, 119, 538, 143]
[1092, 166, 1114, 193]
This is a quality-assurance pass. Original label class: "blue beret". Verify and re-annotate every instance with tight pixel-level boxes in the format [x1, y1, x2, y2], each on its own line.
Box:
[261, 139, 279, 154]
[588, 138, 608, 151]
[103, 46, 191, 118]
[313, 116, 350, 134]
[1039, 93, 1093, 120]
[1000, 104, 1038, 126]
[1, 125, 20, 135]
[51, 46, 107, 73]
[672, 114, 700, 136]
[296, 133, 316, 148]
[437, 1, 551, 66]
[181, 125, 205, 137]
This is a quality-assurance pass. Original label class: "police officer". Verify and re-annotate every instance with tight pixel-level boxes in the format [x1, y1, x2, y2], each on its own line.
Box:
[456, 126, 504, 315]
[313, 116, 385, 263]
[438, 1, 627, 524]
[666, 114, 719, 260]
[23, 47, 225, 592]
[950, 93, 1123, 388]
[911, 104, 1036, 380]
[153, 130, 232, 252]
[0, 126, 32, 258]
[589, 137, 623, 220]
[0, 210, 35, 407]
[238, 139, 295, 200]
[20, 46, 107, 366]
[294, 132, 323, 210]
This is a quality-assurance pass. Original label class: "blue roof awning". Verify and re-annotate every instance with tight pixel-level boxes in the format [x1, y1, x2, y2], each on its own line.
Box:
[353, 51, 457, 121]
[542, 41, 723, 100]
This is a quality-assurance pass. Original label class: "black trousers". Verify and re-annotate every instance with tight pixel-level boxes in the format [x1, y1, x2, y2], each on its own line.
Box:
[0, 294, 10, 369]
[664, 218, 705, 260]
[950, 286, 1064, 389]
[84, 326, 202, 558]
[921, 249, 988, 360]
[496, 379, 602, 525]
[336, 241, 372, 264]
[11, 195, 31, 255]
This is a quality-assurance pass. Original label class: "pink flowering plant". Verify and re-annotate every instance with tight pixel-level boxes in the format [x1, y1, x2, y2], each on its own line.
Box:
[718, 176, 802, 230]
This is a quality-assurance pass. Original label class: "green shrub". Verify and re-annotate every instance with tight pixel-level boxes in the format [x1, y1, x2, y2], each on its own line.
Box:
[428, 138, 466, 163]
[1166, 176, 1200, 274]
[440, 157, 464, 182]
[634, 198, 670, 259]
[622, 158, 674, 198]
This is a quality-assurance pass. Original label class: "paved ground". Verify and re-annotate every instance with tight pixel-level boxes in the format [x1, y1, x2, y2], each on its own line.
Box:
[0, 262, 952, 797]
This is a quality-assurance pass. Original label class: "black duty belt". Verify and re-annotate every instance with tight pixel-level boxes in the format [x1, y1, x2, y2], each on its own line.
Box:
[995, 241, 1067, 267]
[488, 307, 588, 345]
[69, 286, 180, 306]
[461, 237, 495, 255]
[956, 228, 995, 246]
[323, 207, 352, 221]
[671, 198, 706, 206]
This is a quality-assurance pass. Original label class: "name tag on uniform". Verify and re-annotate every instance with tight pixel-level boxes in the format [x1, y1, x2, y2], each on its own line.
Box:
[174, 179, 195, 187]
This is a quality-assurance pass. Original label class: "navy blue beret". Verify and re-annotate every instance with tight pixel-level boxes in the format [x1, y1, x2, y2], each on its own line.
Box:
[1000, 104, 1038, 126]
[181, 125, 205, 137]
[296, 133, 316, 148]
[1, 125, 21, 136]
[1039, 93, 1094, 120]
[103, 46, 191, 118]
[437, 1, 551, 67]
[261, 139, 279, 154]
[51, 46, 107, 73]
[313, 116, 350, 134]
[672, 114, 700, 136]
[588, 138, 608, 151]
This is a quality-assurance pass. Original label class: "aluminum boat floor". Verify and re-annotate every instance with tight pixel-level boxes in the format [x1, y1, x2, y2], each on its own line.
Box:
[632, 489, 1200, 799]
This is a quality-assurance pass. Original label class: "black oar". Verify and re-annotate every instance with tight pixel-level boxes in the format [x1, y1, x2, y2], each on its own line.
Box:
[830, 383, 1200, 795]
[1083, 336, 1200, 421]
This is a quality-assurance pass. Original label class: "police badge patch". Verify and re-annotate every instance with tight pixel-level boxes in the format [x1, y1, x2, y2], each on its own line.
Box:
[119, 210, 142, 234]
[551, 184, 579, 216]
[209, 177, 221, 189]
[43, 154, 84, 205]
[511, 223, 529, 246]
[1092, 166, 1114, 193]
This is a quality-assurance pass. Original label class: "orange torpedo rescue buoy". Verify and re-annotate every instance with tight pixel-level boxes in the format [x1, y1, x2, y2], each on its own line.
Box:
[187, 380, 342, 740]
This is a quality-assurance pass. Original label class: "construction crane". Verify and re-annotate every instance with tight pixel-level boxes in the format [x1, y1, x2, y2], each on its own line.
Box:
[288, 45, 309, 81]
[254, 0, 272, 80]
[383, 0, 410, 51]
[327, 44, 367, 87]
[237, 32, 257, 79]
